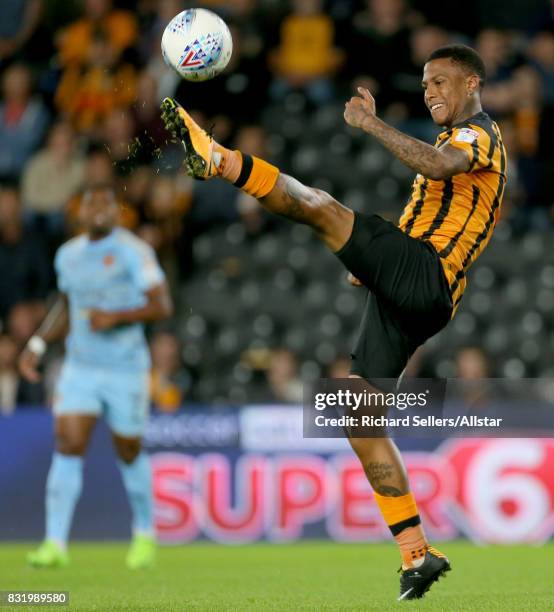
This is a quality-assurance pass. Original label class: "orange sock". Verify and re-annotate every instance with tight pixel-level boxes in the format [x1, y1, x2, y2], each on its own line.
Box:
[215, 147, 280, 199]
[215, 145, 242, 182]
[373, 491, 428, 568]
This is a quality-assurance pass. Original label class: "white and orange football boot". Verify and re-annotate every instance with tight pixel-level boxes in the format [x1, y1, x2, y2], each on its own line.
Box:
[160, 97, 222, 180]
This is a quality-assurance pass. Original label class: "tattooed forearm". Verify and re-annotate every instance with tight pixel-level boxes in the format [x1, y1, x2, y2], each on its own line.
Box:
[360, 116, 466, 180]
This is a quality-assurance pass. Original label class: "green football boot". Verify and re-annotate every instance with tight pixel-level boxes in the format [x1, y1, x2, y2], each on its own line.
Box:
[126, 534, 156, 570]
[27, 540, 70, 568]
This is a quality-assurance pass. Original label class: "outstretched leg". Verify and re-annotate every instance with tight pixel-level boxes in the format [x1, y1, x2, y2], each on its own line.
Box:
[259, 174, 354, 252]
[160, 97, 353, 251]
[161, 97, 450, 597]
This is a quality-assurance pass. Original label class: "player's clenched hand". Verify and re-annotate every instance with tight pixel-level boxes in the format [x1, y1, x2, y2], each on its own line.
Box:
[89, 309, 120, 331]
[344, 87, 376, 130]
[18, 349, 42, 383]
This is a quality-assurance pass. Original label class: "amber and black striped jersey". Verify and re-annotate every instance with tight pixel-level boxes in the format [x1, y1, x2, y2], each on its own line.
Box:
[398, 111, 507, 314]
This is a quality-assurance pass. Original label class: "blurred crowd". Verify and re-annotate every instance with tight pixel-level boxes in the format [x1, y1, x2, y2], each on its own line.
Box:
[0, 0, 553, 411]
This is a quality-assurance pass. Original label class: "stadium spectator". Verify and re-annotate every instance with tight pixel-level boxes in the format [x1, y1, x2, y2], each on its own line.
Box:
[265, 348, 303, 403]
[0, 0, 42, 65]
[476, 29, 514, 110]
[56, 0, 138, 68]
[387, 24, 450, 140]
[0, 333, 43, 412]
[138, 0, 181, 66]
[197, 0, 257, 13]
[224, 0, 268, 54]
[455, 346, 491, 379]
[495, 118, 525, 223]
[132, 70, 167, 148]
[101, 108, 136, 166]
[477, 29, 541, 124]
[0, 63, 49, 180]
[0, 333, 19, 414]
[233, 125, 274, 235]
[125, 165, 154, 214]
[346, 0, 416, 107]
[269, 0, 343, 104]
[150, 330, 194, 411]
[527, 30, 554, 120]
[138, 174, 192, 274]
[403, 346, 436, 378]
[188, 173, 240, 233]
[186, 122, 278, 238]
[6, 301, 46, 348]
[0, 186, 51, 323]
[142, 0, 181, 102]
[476, 29, 542, 216]
[327, 354, 351, 378]
[454, 346, 494, 408]
[55, 28, 137, 134]
[21, 121, 84, 230]
[237, 192, 267, 236]
[527, 30, 554, 214]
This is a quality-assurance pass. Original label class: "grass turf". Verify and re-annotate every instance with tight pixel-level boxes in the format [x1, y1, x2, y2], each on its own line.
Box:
[0, 541, 552, 611]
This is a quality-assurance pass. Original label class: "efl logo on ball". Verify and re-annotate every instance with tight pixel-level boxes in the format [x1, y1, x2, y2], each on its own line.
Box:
[161, 8, 233, 82]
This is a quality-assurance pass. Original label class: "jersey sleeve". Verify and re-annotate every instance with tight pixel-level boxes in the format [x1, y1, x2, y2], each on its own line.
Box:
[53, 248, 69, 293]
[126, 240, 165, 292]
[448, 124, 494, 173]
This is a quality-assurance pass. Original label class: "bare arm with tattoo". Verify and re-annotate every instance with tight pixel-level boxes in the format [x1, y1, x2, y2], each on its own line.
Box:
[250, 87, 474, 254]
[344, 87, 470, 180]
[19, 294, 69, 383]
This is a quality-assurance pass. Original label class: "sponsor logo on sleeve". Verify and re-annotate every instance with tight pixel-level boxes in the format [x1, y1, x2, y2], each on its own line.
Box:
[455, 128, 480, 144]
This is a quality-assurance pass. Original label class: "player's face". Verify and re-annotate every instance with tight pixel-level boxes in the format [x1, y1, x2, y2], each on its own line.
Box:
[79, 189, 119, 237]
[422, 58, 471, 127]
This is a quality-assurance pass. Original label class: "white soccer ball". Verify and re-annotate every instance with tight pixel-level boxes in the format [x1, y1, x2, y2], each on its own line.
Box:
[161, 8, 233, 82]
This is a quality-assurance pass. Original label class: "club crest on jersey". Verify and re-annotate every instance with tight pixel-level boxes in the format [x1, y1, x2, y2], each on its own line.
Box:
[455, 128, 480, 144]
[103, 254, 114, 267]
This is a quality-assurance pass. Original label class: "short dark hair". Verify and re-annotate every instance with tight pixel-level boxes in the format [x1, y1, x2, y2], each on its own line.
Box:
[82, 183, 116, 204]
[426, 44, 486, 88]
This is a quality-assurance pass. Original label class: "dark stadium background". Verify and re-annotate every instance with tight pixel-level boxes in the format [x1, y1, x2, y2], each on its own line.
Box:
[1, 0, 554, 547]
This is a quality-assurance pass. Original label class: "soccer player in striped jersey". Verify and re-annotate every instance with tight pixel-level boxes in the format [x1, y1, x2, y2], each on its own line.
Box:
[161, 44, 506, 600]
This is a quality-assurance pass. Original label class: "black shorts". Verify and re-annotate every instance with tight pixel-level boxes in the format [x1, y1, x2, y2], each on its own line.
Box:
[335, 212, 453, 384]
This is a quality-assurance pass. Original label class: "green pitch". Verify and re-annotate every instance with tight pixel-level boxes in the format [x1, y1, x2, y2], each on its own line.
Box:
[1, 541, 552, 611]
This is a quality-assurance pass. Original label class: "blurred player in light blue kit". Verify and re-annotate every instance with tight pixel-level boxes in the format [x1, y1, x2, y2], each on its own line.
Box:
[19, 185, 173, 569]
